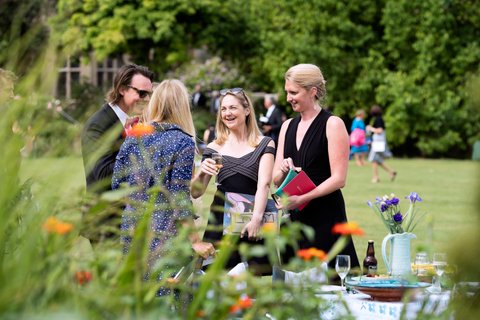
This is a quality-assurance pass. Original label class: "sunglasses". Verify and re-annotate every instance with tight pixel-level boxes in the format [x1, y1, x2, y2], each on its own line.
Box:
[219, 87, 244, 96]
[127, 85, 151, 99]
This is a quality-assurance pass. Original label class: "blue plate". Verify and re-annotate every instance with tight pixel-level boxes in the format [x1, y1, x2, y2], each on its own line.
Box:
[345, 278, 431, 301]
[346, 278, 431, 289]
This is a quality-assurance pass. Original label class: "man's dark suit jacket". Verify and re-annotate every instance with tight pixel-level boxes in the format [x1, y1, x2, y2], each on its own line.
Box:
[192, 91, 207, 109]
[266, 106, 284, 146]
[82, 103, 123, 194]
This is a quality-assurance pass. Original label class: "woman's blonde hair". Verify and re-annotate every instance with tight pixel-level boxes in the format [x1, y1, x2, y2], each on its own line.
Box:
[215, 90, 262, 147]
[285, 64, 327, 102]
[143, 79, 195, 141]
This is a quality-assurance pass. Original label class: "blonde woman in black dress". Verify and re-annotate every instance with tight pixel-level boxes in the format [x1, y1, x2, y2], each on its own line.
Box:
[273, 64, 360, 273]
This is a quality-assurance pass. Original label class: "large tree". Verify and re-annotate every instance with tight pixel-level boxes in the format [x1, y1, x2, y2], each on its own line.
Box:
[53, 0, 480, 157]
[372, 0, 480, 156]
[54, 0, 261, 78]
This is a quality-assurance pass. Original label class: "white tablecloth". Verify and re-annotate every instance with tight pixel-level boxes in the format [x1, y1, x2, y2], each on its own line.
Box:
[317, 286, 450, 320]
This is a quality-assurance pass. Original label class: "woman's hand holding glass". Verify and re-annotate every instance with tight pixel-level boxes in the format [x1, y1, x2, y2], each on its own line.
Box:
[200, 154, 222, 182]
[211, 152, 223, 186]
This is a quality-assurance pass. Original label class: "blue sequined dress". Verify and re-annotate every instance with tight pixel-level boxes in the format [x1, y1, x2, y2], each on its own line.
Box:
[112, 122, 195, 295]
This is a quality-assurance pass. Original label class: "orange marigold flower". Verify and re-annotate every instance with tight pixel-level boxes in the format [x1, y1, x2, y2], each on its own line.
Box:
[75, 270, 92, 285]
[297, 248, 327, 261]
[332, 222, 364, 236]
[125, 123, 155, 137]
[229, 295, 253, 313]
[42, 217, 73, 235]
[238, 295, 253, 309]
[261, 222, 277, 233]
[229, 304, 241, 314]
[166, 277, 180, 285]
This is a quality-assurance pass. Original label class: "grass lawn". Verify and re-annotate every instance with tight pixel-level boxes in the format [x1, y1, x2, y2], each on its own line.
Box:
[343, 158, 478, 273]
[20, 157, 479, 274]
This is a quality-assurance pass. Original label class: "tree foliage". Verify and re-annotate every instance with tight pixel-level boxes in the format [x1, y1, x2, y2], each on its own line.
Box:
[375, 0, 480, 157]
[50, 0, 480, 157]
[0, 0, 55, 77]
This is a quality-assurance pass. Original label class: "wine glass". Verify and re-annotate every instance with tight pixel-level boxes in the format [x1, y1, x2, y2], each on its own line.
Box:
[211, 152, 223, 186]
[432, 252, 447, 293]
[335, 255, 351, 290]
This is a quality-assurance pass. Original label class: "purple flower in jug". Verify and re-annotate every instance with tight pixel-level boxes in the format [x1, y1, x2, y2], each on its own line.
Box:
[393, 212, 403, 223]
[367, 193, 426, 234]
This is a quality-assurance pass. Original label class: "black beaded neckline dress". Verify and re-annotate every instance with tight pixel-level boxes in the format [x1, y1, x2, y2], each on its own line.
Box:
[202, 137, 275, 274]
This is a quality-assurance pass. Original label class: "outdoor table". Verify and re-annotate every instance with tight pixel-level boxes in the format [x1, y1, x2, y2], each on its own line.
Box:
[316, 285, 450, 320]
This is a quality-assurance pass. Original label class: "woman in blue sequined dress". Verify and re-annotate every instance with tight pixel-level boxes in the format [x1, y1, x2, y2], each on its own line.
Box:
[112, 79, 214, 295]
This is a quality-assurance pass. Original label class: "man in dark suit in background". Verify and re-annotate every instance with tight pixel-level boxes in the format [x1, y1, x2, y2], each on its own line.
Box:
[260, 94, 284, 146]
[192, 83, 207, 109]
[82, 64, 154, 194]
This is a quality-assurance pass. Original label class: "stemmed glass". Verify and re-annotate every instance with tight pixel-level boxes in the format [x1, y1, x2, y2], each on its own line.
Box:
[211, 152, 223, 186]
[432, 252, 447, 293]
[335, 255, 351, 290]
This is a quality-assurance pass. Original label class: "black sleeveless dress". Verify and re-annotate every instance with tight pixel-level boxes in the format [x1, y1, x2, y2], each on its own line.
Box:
[202, 137, 275, 274]
[283, 110, 360, 270]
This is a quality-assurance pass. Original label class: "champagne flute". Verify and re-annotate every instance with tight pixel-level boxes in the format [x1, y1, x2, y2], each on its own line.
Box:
[211, 152, 223, 186]
[335, 255, 351, 290]
[432, 252, 447, 293]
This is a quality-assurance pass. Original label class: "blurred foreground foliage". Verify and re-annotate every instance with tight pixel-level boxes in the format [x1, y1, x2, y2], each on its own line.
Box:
[0, 1, 479, 319]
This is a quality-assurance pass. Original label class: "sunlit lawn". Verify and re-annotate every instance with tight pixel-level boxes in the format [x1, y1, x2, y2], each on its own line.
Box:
[344, 158, 479, 273]
[20, 157, 479, 274]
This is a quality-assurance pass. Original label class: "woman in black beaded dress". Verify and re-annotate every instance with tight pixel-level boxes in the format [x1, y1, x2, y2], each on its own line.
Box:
[272, 64, 360, 271]
[191, 88, 275, 275]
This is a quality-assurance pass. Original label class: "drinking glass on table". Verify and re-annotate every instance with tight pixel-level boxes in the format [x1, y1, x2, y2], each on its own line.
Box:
[414, 252, 429, 277]
[335, 255, 351, 290]
[432, 252, 447, 293]
[211, 152, 223, 186]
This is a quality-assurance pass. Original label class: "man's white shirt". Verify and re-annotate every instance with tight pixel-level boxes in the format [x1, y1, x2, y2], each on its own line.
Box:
[109, 103, 128, 127]
[266, 105, 276, 119]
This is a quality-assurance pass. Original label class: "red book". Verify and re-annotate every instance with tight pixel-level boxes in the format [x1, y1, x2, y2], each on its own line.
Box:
[274, 170, 316, 211]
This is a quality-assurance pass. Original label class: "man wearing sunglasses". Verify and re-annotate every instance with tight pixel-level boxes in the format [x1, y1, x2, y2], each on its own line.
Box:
[82, 63, 154, 194]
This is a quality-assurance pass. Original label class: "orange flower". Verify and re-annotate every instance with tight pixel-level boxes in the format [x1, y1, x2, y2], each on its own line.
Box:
[75, 270, 92, 285]
[229, 304, 241, 314]
[297, 248, 327, 261]
[332, 222, 364, 236]
[125, 123, 155, 137]
[238, 295, 253, 309]
[261, 222, 277, 233]
[229, 295, 253, 313]
[42, 217, 73, 235]
[166, 277, 180, 285]
[196, 310, 206, 317]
